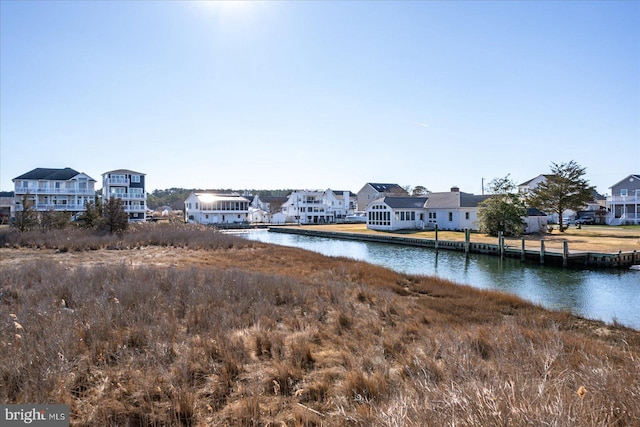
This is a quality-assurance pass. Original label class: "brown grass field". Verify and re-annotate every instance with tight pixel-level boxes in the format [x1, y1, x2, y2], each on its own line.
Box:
[1, 224, 639, 426]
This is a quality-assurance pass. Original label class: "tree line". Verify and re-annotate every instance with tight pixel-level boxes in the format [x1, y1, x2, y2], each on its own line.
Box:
[477, 160, 596, 236]
[14, 196, 129, 234]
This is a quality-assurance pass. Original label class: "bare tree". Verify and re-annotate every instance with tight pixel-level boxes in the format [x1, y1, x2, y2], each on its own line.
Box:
[14, 194, 38, 232]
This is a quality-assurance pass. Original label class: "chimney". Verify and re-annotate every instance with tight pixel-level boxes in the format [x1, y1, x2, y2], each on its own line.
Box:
[451, 186, 460, 192]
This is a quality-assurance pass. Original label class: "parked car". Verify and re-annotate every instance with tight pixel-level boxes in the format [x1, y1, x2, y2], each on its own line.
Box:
[575, 217, 594, 225]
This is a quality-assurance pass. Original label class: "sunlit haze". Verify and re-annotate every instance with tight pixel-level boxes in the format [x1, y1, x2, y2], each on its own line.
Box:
[1, 0, 638, 195]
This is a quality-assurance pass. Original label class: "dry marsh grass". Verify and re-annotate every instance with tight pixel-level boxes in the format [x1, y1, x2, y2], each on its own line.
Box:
[1, 224, 639, 425]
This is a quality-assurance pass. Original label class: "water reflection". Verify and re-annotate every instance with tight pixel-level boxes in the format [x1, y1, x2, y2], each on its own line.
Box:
[241, 230, 640, 329]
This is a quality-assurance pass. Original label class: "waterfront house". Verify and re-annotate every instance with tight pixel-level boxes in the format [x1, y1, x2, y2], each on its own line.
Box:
[366, 187, 488, 232]
[357, 183, 408, 212]
[184, 192, 250, 225]
[101, 169, 147, 222]
[366, 186, 546, 233]
[606, 174, 640, 225]
[423, 187, 489, 231]
[278, 189, 354, 224]
[366, 196, 428, 231]
[13, 167, 96, 216]
[248, 195, 287, 223]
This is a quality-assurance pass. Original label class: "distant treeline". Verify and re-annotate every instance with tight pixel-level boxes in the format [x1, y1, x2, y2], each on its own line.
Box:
[147, 188, 294, 210]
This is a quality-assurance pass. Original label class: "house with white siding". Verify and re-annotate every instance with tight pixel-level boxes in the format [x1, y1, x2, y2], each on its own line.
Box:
[366, 187, 488, 232]
[13, 167, 96, 216]
[101, 169, 147, 222]
[278, 189, 355, 225]
[423, 187, 489, 231]
[366, 187, 548, 233]
[606, 174, 640, 225]
[367, 196, 428, 231]
[184, 192, 250, 225]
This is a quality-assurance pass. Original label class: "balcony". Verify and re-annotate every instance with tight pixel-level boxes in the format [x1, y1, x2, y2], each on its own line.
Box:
[15, 186, 94, 195]
[111, 193, 146, 200]
[607, 195, 640, 204]
[32, 204, 86, 211]
[106, 177, 130, 186]
[124, 205, 146, 213]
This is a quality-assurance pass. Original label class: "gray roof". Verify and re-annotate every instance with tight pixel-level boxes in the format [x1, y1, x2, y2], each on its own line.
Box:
[13, 167, 95, 181]
[102, 169, 145, 176]
[368, 183, 406, 193]
[379, 196, 428, 209]
[609, 174, 640, 189]
[424, 191, 488, 208]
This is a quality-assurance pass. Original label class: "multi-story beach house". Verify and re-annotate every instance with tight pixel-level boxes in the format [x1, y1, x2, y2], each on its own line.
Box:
[101, 169, 147, 222]
[13, 167, 96, 216]
[606, 174, 640, 225]
[275, 189, 354, 224]
[184, 192, 250, 225]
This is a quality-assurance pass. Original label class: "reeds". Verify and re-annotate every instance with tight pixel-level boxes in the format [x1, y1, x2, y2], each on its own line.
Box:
[1, 225, 639, 425]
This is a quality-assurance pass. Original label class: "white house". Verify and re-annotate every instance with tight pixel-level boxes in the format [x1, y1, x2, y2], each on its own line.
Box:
[517, 175, 553, 195]
[101, 169, 147, 222]
[279, 189, 354, 224]
[13, 167, 96, 215]
[518, 174, 575, 223]
[184, 192, 250, 225]
[367, 196, 428, 231]
[357, 183, 408, 212]
[606, 174, 640, 225]
[366, 187, 545, 233]
[422, 187, 489, 231]
[247, 195, 287, 223]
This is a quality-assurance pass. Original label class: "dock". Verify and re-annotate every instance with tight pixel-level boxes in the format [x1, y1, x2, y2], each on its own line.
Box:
[268, 227, 639, 269]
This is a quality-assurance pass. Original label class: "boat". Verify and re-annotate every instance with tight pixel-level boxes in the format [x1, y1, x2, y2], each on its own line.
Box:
[630, 265, 640, 271]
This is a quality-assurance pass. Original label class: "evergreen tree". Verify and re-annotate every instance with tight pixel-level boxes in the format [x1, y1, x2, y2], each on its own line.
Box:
[477, 175, 527, 237]
[526, 161, 595, 232]
[77, 197, 102, 229]
[100, 197, 129, 233]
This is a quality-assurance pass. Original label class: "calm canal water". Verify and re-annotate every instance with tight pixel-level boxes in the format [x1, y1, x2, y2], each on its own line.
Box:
[239, 230, 640, 330]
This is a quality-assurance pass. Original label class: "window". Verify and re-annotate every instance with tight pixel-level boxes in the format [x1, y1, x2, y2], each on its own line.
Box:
[465, 212, 470, 220]
[620, 189, 628, 197]
[131, 175, 140, 183]
[449, 212, 453, 221]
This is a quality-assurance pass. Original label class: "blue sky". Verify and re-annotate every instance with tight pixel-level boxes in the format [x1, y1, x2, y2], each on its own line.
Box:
[1, 0, 638, 195]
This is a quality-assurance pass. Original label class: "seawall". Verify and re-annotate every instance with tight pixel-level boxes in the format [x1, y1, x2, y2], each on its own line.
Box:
[268, 227, 639, 269]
